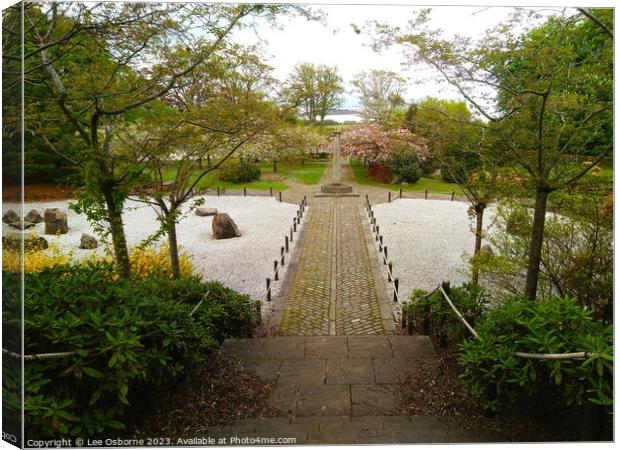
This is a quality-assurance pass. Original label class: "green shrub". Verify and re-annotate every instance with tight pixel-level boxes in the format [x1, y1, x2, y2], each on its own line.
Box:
[458, 296, 613, 415]
[405, 283, 490, 346]
[218, 160, 260, 183]
[386, 149, 422, 183]
[10, 262, 260, 439]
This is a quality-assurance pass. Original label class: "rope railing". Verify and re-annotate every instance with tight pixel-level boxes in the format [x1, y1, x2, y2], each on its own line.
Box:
[195, 186, 285, 202]
[266, 196, 307, 302]
[435, 283, 590, 361]
[386, 188, 459, 204]
[2, 289, 213, 362]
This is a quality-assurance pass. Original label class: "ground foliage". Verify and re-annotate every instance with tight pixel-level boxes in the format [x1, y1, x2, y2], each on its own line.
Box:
[4, 262, 260, 439]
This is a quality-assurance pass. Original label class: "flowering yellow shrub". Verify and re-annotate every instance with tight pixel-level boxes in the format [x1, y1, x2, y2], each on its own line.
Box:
[127, 245, 194, 278]
[3, 237, 193, 278]
[3, 240, 73, 273]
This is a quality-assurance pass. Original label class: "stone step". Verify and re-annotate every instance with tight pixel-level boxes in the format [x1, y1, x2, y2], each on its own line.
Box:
[219, 336, 441, 420]
[198, 416, 499, 444]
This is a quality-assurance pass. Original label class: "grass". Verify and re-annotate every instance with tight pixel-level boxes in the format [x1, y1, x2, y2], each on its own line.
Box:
[159, 167, 289, 192]
[156, 159, 327, 192]
[350, 159, 459, 193]
[259, 160, 327, 185]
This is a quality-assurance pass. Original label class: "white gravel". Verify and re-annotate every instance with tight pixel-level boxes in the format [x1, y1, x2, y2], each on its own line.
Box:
[3, 196, 303, 302]
[370, 198, 497, 301]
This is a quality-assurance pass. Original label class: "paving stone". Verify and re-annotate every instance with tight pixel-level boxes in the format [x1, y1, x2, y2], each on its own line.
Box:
[347, 336, 392, 358]
[372, 357, 415, 384]
[278, 359, 325, 386]
[269, 385, 298, 415]
[261, 337, 305, 359]
[305, 336, 348, 358]
[351, 384, 401, 416]
[279, 197, 388, 335]
[326, 358, 375, 384]
[296, 384, 351, 416]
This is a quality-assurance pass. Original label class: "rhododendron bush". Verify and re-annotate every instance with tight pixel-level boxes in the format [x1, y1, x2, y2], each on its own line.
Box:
[337, 124, 429, 164]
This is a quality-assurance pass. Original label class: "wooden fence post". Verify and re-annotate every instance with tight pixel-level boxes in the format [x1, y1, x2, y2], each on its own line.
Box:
[266, 278, 271, 302]
[393, 278, 399, 302]
[244, 187, 247, 196]
[375, 226, 379, 240]
[388, 262, 393, 282]
[269, 186, 273, 196]
[451, 191, 455, 201]
[217, 186, 220, 196]
[399, 188, 403, 198]
[424, 189, 428, 199]
[279, 191, 282, 202]
[388, 192, 391, 203]
[274, 261, 279, 281]
[290, 227, 293, 242]
[285, 235, 289, 252]
[383, 246, 387, 264]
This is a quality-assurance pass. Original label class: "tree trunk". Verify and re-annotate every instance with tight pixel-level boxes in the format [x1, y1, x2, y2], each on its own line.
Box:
[472, 203, 485, 285]
[167, 218, 181, 279]
[102, 185, 131, 279]
[273, 158, 278, 173]
[524, 187, 550, 300]
[198, 158, 203, 169]
[207, 154, 211, 168]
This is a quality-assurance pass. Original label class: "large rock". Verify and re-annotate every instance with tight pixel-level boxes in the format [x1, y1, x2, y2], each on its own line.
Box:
[196, 207, 218, 217]
[80, 233, 98, 249]
[9, 220, 36, 230]
[44, 208, 68, 235]
[3, 233, 49, 252]
[2, 209, 19, 224]
[212, 213, 241, 240]
[24, 209, 44, 224]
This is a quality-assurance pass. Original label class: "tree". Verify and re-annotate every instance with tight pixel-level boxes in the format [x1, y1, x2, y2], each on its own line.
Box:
[374, 8, 612, 299]
[240, 124, 325, 172]
[26, 3, 309, 278]
[352, 69, 407, 125]
[285, 63, 344, 124]
[339, 123, 429, 165]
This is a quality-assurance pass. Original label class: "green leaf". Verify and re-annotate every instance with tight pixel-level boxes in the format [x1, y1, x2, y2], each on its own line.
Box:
[83, 367, 104, 379]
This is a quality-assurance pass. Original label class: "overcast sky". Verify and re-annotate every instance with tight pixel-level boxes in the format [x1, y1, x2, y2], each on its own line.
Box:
[233, 4, 563, 108]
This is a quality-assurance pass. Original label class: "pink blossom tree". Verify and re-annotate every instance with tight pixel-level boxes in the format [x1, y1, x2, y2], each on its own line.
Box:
[338, 124, 429, 164]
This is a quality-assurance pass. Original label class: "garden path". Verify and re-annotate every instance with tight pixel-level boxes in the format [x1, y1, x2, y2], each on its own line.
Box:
[270, 162, 393, 335]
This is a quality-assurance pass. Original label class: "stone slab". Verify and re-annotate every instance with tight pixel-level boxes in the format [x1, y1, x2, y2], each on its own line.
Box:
[278, 359, 325, 386]
[295, 384, 351, 416]
[305, 336, 348, 358]
[347, 336, 392, 358]
[261, 337, 305, 360]
[351, 384, 401, 416]
[326, 358, 375, 385]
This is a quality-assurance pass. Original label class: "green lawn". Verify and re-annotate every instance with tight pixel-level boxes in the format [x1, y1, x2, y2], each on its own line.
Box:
[259, 160, 327, 185]
[160, 167, 289, 191]
[156, 160, 327, 191]
[350, 159, 459, 193]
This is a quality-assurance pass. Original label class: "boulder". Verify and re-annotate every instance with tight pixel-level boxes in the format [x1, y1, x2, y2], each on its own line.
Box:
[212, 213, 241, 239]
[3, 233, 49, 252]
[8, 220, 36, 230]
[80, 233, 98, 249]
[196, 207, 218, 217]
[2, 209, 19, 224]
[24, 209, 44, 224]
[480, 244, 495, 257]
[44, 208, 68, 235]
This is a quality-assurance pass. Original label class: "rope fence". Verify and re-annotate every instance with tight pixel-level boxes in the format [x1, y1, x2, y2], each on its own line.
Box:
[265, 195, 308, 303]
[2, 289, 212, 362]
[193, 186, 285, 202]
[384, 188, 459, 204]
[400, 282, 590, 361]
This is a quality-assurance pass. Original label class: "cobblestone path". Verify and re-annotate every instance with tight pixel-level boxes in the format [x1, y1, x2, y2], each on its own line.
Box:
[279, 196, 392, 335]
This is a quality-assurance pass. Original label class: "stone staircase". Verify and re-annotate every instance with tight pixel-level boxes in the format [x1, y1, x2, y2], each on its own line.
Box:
[202, 335, 499, 444]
